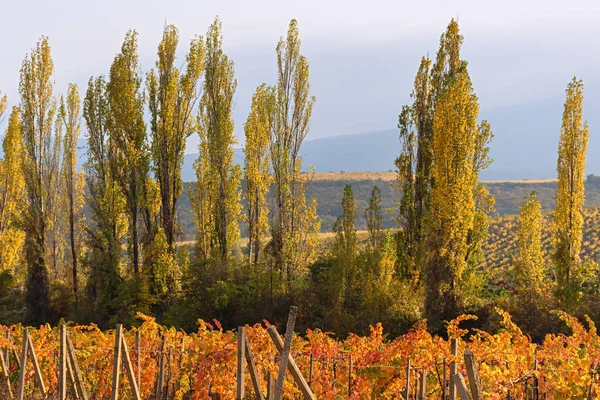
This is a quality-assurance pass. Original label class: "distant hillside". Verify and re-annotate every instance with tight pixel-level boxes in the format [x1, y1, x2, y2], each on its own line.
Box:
[175, 172, 600, 241]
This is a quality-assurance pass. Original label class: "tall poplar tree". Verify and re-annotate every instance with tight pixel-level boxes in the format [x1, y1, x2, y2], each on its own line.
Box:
[147, 25, 205, 252]
[106, 30, 149, 277]
[0, 107, 26, 273]
[244, 83, 274, 265]
[423, 65, 492, 327]
[20, 37, 61, 323]
[365, 185, 384, 252]
[333, 185, 358, 306]
[515, 192, 546, 296]
[270, 19, 320, 281]
[60, 83, 85, 308]
[396, 19, 465, 283]
[552, 78, 589, 289]
[83, 76, 126, 326]
[191, 18, 241, 271]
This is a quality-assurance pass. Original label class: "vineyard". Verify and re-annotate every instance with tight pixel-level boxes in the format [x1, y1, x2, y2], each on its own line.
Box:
[0, 308, 598, 399]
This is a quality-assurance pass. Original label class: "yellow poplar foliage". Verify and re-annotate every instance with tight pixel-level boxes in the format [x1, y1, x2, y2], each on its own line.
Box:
[192, 17, 242, 267]
[515, 192, 547, 295]
[0, 107, 25, 272]
[147, 24, 205, 250]
[552, 77, 589, 287]
[244, 83, 274, 265]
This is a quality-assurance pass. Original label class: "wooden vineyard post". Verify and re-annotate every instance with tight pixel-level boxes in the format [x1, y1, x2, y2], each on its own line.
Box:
[464, 350, 483, 400]
[237, 327, 246, 400]
[166, 347, 172, 400]
[274, 305, 298, 400]
[136, 330, 141, 392]
[266, 370, 274, 400]
[111, 324, 141, 400]
[243, 331, 266, 400]
[60, 325, 67, 400]
[533, 357, 539, 400]
[405, 359, 411, 400]
[266, 325, 316, 400]
[157, 335, 166, 400]
[111, 325, 123, 400]
[443, 358, 447, 400]
[0, 346, 12, 399]
[66, 329, 89, 400]
[308, 354, 313, 389]
[348, 353, 352, 395]
[450, 338, 458, 400]
[17, 328, 46, 400]
[419, 370, 426, 400]
[451, 373, 471, 400]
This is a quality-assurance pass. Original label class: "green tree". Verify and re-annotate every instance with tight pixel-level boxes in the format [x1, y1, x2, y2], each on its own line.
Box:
[333, 185, 358, 306]
[106, 30, 149, 277]
[515, 192, 547, 296]
[83, 76, 127, 326]
[147, 25, 205, 252]
[424, 65, 492, 327]
[19, 37, 61, 324]
[552, 78, 589, 288]
[364, 185, 384, 252]
[59, 83, 85, 308]
[270, 19, 320, 281]
[244, 84, 274, 265]
[191, 18, 241, 272]
[0, 107, 26, 273]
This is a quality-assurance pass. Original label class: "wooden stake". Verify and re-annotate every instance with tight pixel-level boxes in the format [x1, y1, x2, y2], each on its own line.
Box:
[464, 350, 483, 400]
[166, 347, 172, 400]
[65, 349, 80, 399]
[266, 325, 315, 400]
[308, 354, 313, 389]
[244, 333, 265, 400]
[274, 306, 298, 400]
[60, 325, 67, 400]
[136, 330, 141, 392]
[443, 358, 447, 400]
[405, 359, 411, 400]
[419, 371, 426, 400]
[533, 357, 538, 400]
[348, 354, 352, 395]
[237, 327, 246, 400]
[110, 325, 124, 400]
[266, 370, 274, 400]
[157, 335, 166, 400]
[26, 332, 46, 395]
[451, 373, 471, 400]
[66, 329, 88, 400]
[16, 329, 28, 400]
[0, 349, 13, 399]
[121, 331, 141, 400]
[450, 338, 458, 400]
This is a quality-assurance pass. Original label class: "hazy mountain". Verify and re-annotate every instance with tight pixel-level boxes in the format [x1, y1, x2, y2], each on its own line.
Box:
[181, 87, 600, 181]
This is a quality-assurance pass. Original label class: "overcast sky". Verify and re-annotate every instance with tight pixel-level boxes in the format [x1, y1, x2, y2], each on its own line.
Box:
[1, 0, 599, 153]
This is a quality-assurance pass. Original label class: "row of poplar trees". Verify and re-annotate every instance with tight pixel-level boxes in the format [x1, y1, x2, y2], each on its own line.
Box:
[395, 19, 594, 332]
[0, 17, 320, 326]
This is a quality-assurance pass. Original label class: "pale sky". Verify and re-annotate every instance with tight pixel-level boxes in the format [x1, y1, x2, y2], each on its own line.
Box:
[1, 0, 599, 153]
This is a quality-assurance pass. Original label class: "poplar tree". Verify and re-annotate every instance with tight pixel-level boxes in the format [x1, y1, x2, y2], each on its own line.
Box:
[147, 25, 205, 252]
[0, 107, 26, 272]
[191, 18, 241, 272]
[83, 76, 126, 325]
[244, 83, 274, 265]
[515, 192, 546, 296]
[396, 19, 464, 282]
[59, 83, 85, 308]
[424, 66, 492, 326]
[333, 185, 358, 306]
[365, 185, 384, 252]
[0, 92, 6, 119]
[552, 78, 589, 289]
[20, 37, 61, 323]
[106, 30, 149, 277]
[270, 19, 320, 281]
